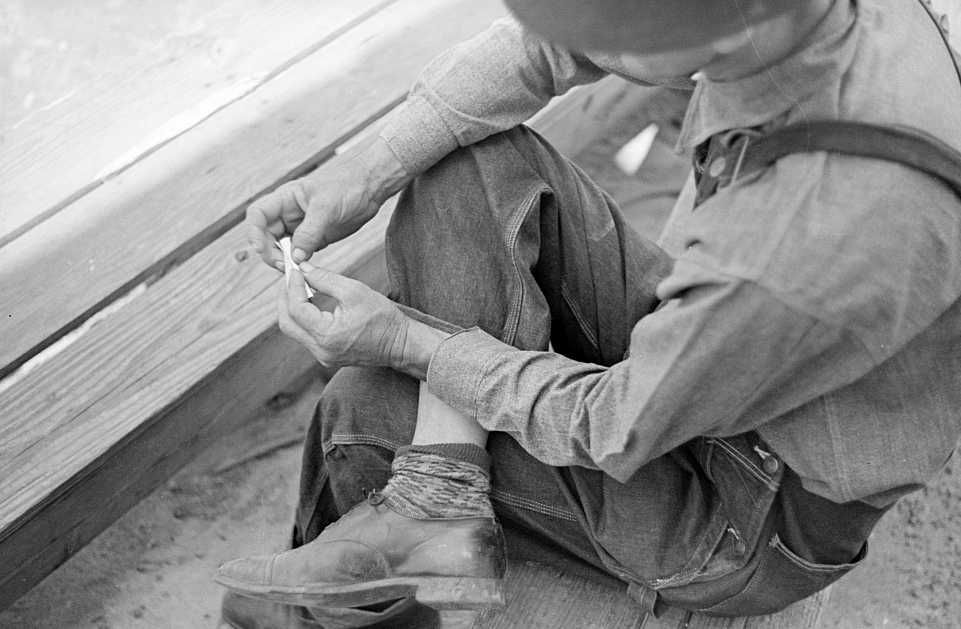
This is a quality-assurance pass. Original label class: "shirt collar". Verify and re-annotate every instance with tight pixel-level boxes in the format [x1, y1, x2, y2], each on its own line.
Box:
[677, 0, 857, 150]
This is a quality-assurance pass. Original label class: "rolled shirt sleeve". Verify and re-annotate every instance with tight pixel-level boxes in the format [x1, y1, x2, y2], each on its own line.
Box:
[427, 259, 877, 482]
[379, 17, 609, 175]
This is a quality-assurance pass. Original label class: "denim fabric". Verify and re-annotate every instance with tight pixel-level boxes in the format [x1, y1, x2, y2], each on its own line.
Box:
[292, 126, 868, 615]
[379, 0, 961, 508]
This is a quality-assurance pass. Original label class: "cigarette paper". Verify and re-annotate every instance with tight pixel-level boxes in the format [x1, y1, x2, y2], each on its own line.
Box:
[277, 237, 315, 299]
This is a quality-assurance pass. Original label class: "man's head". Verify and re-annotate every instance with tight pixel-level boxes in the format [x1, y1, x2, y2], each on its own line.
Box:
[504, 0, 828, 79]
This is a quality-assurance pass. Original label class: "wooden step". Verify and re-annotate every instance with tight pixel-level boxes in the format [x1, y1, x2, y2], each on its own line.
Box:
[0, 0, 643, 609]
[440, 561, 831, 628]
[0, 0, 508, 609]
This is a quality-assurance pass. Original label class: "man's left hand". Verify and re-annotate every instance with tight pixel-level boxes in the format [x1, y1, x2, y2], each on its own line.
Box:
[278, 262, 448, 379]
[279, 262, 410, 370]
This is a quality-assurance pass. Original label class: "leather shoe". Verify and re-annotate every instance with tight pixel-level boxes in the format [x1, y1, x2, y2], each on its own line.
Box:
[220, 590, 428, 629]
[220, 591, 320, 628]
[216, 494, 505, 611]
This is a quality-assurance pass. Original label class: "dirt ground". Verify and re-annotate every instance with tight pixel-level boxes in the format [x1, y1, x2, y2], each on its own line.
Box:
[1, 377, 959, 629]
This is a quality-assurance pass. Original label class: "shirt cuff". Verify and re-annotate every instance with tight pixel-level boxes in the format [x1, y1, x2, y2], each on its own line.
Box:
[426, 327, 511, 419]
[379, 94, 460, 176]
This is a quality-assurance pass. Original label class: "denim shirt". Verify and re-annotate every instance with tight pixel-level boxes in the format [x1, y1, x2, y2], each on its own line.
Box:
[382, 0, 961, 508]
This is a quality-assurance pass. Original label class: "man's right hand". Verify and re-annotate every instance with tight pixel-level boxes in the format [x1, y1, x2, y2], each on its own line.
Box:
[246, 135, 409, 269]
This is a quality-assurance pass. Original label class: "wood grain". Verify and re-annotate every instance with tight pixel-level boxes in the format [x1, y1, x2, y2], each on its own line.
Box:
[0, 196, 390, 609]
[0, 0, 391, 245]
[0, 0, 507, 380]
[0, 60, 630, 611]
[473, 562, 645, 629]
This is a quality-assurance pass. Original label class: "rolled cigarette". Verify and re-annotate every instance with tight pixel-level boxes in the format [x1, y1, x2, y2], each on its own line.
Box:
[276, 237, 315, 298]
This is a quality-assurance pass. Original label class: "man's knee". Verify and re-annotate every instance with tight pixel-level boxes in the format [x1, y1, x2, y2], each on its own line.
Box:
[306, 367, 418, 512]
[385, 127, 553, 330]
[386, 126, 548, 250]
[314, 366, 418, 447]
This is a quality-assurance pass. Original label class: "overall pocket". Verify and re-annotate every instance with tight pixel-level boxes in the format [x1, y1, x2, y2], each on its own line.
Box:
[697, 533, 866, 617]
[649, 434, 784, 593]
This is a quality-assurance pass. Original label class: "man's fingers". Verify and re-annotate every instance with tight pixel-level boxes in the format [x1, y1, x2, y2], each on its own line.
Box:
[285, 292, 334, 339]
[246, 182, 305, 267]
[276, 286, 307, 342]
[290, 214, 327, 263]
[298, 262, 356, 302]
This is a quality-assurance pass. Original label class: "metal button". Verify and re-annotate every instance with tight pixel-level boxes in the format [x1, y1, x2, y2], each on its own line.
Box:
[762, 455, 780, 475]
[727, 526, 747, 556]
[708, 156, 728, 178]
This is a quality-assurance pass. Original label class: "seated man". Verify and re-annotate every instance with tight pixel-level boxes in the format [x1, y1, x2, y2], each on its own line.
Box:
[217, 0, 961, 626]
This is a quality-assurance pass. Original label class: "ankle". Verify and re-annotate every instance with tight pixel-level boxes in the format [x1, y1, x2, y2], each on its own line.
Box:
[399, 443, 491, 471]
[381, 447, 495, 520]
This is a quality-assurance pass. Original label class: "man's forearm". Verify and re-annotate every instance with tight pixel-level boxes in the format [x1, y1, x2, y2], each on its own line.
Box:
[378, 17, 607, 178]
[393, 318, 451, 381]
[352, 134, 411, 204]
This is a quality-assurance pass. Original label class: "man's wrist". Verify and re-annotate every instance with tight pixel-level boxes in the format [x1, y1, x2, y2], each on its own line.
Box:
[394, 317, 450, 381]
[355, 135, 412, 203]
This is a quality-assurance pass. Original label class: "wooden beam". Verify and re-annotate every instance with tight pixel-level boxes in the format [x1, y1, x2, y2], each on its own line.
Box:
[0, 330, 323, 611]
[0, 0, 507, 380]
[0, 72, 639, 613]
[0, 192, 389, 609]
[0, 0, 393, 245]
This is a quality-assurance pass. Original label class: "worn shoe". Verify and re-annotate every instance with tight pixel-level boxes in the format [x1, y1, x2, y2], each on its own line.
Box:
[220, 591, 320, 628]
[215, 493, 506, 611]
[219, 590, 427, 629]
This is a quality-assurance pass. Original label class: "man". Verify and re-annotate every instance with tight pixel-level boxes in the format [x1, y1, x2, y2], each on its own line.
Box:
[217, 0, 961, 626]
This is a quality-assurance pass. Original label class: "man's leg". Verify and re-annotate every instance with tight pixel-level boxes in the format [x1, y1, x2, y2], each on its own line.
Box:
[297, 367, 620, 585]
[380, 126, 785, 612]
[219, 126, 777, 618]
[288, 124, 682, 593]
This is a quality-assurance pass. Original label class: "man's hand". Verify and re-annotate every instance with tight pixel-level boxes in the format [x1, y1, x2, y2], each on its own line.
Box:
[278, 262, 448, 378]
[247, 136, 409, 268]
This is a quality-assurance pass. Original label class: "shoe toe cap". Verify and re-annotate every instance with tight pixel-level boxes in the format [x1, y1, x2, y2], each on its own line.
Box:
[217, 555, 277, 589]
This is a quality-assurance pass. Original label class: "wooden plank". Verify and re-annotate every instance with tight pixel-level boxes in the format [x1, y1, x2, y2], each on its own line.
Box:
[0, 331, 323, 611]
[0, 0, 392, 245]
[0, 0, 507, 381]
[473, 562, 644, 629]
[0, 195, 389, 610]
[0, 201, 388, 535]
[0, 68, 632, 612]
[742, 587, 831, 628]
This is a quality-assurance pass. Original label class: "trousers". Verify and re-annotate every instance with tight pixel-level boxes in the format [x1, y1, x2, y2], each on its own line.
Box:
[290, 126, 864, 617]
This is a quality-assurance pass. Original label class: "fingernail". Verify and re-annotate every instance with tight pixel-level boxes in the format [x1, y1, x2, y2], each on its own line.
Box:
[292, 248, 307, 263]
[299, 261, 316, 273]
[274, 260, 285, 272]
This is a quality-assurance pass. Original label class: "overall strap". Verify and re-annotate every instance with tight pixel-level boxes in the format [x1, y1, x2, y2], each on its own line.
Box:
[699, 121, 961, 203]
[694, 0, 961, 205]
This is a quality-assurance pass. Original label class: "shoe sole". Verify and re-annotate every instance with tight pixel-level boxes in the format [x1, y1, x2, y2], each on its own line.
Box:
[215, 574, 506, 611]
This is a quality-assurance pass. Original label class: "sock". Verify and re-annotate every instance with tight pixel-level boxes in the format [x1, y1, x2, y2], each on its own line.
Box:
[379, 444, 495, 520]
